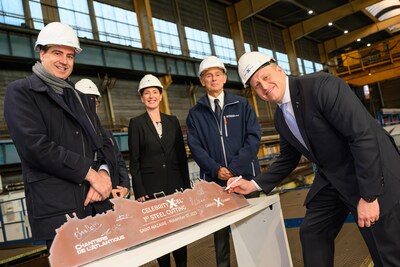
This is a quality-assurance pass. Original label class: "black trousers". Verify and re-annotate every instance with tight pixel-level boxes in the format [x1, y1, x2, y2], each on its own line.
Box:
[157, 246, 187, 267]
[300, 185, 400, 267]
[214, 191, 260, 267]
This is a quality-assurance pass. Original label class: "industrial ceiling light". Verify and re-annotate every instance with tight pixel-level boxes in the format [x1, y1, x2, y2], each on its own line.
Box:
[308, 10, 313, 14]
[328, 22, 333, 26]
[357, 38, 361, 42]
[344, 30, 348, 34]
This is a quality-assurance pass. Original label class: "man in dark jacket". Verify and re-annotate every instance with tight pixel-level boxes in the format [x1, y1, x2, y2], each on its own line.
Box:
[4, 22, 115, 251]
[228, 51, 400, 267]
[75, 78, 131, 198]
[186, 56, 261, 267]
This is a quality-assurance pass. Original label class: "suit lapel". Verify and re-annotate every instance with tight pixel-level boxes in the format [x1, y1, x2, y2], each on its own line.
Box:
[289, 80, 311, 149]
[160, 113, 169, 146]
[277, 108, 312, 159]
[288, 78, 319, 163]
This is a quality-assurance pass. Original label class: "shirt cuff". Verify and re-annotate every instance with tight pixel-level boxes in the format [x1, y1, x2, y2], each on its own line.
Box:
[251, 180, 262, 191]
[98, 164, 110, 176]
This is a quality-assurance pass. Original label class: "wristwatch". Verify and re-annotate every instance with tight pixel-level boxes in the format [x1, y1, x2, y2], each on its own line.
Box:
[362, 196, 377, 203]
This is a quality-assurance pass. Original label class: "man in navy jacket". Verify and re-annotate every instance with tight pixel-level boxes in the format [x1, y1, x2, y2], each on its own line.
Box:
[228, 51, 400, 267]
[186, 56, 261, 267]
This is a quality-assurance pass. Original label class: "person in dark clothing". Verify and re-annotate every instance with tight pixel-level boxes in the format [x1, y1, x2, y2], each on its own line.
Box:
[186, 56, 261, 267]
[129, 74, 190, 267]
[228, 51, 400, 267]
[4, 22, 115, 251]
[75, 78, 131, 199]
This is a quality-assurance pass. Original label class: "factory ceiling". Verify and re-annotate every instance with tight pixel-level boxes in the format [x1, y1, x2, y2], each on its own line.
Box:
[221, 0, 400, 57]
[107, 0, 400, 58]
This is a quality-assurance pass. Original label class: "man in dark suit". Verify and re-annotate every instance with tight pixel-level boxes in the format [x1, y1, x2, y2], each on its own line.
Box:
[227, 51, 400, 267]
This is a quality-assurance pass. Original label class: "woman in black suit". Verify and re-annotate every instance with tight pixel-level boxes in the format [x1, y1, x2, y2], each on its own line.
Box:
[128, 74, 191, 267]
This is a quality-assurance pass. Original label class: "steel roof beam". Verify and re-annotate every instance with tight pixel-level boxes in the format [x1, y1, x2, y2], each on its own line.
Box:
[324, 14, 400, 53]
[289, 0, 382, 40]
[229, 0, 279, 22]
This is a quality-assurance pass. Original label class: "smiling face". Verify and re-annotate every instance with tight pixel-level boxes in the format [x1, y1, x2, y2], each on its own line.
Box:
[40, 45, 75, 80]
[249, 63, 287, 104]
[200, 67, 227, 98]
[140, 87, 162, 110]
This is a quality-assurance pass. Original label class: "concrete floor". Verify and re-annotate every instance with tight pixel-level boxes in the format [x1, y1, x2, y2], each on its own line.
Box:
[280, 189, 371, 267]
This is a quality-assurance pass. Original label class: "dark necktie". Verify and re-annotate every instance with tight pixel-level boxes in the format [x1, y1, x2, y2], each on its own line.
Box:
[214, 99, 222, 124]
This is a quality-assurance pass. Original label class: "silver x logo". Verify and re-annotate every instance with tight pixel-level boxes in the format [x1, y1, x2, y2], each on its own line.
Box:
[167, 198, 178, 208]
[213, 198, 224, 207]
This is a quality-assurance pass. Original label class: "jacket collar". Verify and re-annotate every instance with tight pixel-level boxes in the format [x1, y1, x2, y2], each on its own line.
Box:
[286, 76, 320, 164]
[27, 74, 49, 92]
[27, 74, 77, 119]
[144, 112, 166, 149]
[198, 91, 237, 107]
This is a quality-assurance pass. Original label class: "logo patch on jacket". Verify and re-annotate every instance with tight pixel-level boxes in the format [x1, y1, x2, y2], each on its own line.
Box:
[225, 114, 239, 118]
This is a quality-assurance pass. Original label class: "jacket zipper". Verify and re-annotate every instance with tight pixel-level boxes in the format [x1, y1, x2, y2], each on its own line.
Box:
[218, 101, 238, 166]
[224, 116, 228, 137]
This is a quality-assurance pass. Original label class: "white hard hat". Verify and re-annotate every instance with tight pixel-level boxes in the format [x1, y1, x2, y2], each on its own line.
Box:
[238, 51, 276, 88]
[138, 74, 163, 93]
[198, 56, 226, 77]
[35, 22, 82, 54]
[75, 79, 100, 96]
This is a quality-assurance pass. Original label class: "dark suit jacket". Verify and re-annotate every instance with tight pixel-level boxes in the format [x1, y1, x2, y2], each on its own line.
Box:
[128, 112, 191, 199]
[255, 73, 400, 215]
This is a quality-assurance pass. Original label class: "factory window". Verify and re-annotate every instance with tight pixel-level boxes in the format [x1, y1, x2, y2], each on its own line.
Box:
[58, 0, 92, 39]
[244, 43, 252, 53]
[94, 1, 141, 48]
[185, 26, 211, 59]
[258, 47, 273, 57]
[153, 17, 181, 55]
[315, 62, 323, 72]
[213, 34, 236, 65]
[276, 52, 291, 75]
[297, 58, 304, 75]
[304, 59, 314, 74]
[28, 0, 43, 29]
[0, 0, 25, 26]
[363, 85, 371, 100]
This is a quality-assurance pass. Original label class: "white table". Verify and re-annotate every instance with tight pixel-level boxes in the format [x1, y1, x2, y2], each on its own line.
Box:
[84, 195, 292, 267]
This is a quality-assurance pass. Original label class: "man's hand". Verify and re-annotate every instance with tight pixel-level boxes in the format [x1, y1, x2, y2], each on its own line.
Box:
[137, 195, 149, 202]
[84, 186, 103, 206]
[357, 198, 379, 228]
[226, 177, 257, 195]
[85, 168, 112, 200]
[218, 167, 233, 180]
[112, 186, 129, 198]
